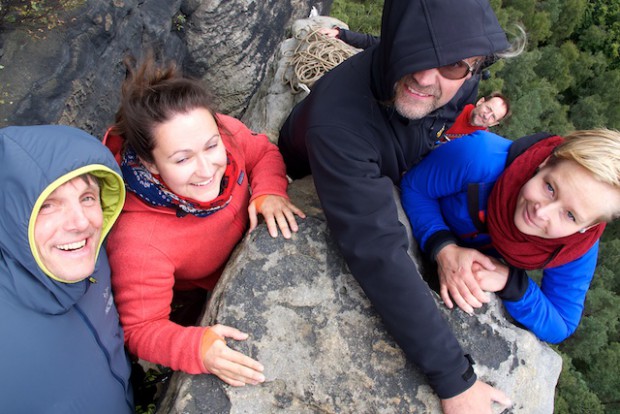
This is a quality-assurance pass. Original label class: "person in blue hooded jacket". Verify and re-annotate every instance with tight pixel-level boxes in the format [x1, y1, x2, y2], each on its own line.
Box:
[0, 125, 133, 413]
[278, 0, 525, 412]
[400, 129, 620, 344]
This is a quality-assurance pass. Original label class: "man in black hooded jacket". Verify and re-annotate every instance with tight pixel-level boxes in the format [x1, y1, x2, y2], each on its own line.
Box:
[279, 0, 520, 412]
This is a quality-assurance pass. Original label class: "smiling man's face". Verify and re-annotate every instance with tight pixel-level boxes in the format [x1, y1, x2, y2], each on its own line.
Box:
[34, 175, 103, 282]
[393, 57, 481, 120]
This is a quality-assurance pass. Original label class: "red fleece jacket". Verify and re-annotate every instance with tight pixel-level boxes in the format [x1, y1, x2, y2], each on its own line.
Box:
[444, 104, 486, 140]
[106, 114, 288, 374]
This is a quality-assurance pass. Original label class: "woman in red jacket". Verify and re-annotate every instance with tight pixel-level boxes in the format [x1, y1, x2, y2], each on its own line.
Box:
[105, 56, 304, 387]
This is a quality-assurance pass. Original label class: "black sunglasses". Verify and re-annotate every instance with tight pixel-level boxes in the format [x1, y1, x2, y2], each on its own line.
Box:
[437, 59, 480, 80]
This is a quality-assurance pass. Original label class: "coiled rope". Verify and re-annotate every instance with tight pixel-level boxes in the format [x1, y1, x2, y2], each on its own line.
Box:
[283, 28, 360, 94]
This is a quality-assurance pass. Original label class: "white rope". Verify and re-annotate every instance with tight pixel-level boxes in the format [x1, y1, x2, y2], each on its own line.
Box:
[283, 28, 360, 94]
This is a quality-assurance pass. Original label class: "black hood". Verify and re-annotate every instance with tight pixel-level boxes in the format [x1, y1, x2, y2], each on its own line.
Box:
[375, 0, 509, 101]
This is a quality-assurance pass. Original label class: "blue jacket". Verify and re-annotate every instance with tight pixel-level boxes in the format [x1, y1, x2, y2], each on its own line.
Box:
[400, 131, 598, 343]
[279, 0, 509, 399]
[0, 125, 133, 413]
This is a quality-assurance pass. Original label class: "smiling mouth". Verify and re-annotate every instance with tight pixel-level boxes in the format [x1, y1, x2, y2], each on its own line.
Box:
[56, 239, 87, 251]
[406, 84, 433, 98]
[192, 177, 214, 187]
[524, 206, 538, 229]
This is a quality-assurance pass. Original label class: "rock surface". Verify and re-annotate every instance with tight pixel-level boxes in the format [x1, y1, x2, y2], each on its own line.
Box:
[183, 0, 330, 119]
[1, 0, 186, 133]
[157, 177, 562, 414]
[0, 0, 330, 134]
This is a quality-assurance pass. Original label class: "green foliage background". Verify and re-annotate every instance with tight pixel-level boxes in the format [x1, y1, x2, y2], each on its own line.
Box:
[330, 1, 620, 412]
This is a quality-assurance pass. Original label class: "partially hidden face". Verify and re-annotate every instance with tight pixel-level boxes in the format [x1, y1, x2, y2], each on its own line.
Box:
[470, 97, 507, 128]
[143, 107, 227, 203]
[34, 175, 103, 282]
[393, 57, 481, 120]
[514, 158, 620, 239]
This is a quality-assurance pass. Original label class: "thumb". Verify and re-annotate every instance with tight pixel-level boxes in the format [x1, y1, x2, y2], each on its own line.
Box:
[490, 387, 513, 408]
[248, 203, 258, 233]
[474, 251, 496, 270]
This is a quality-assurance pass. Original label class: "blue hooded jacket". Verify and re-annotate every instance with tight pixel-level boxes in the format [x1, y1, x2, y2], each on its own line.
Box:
[400, 131, 598, 344]
[279, 0, 509, 399]
[0, 125, 133, 413]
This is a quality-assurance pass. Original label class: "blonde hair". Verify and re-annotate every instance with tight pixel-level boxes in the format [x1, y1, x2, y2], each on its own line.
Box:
[551, 128, 620, 221]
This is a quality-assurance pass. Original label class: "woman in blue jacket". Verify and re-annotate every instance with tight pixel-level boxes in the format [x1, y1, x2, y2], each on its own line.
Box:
[0, 125, 133, 413]
[401, 129, 620, 343]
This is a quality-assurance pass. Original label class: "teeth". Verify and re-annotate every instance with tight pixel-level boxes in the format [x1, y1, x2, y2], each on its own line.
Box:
[56, 240, 86, 251]
[407, 85, 430, 97]
[193, 178, 213, 186]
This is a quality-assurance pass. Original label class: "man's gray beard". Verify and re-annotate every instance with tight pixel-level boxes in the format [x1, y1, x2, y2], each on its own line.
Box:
[393, 83, 438, 120]
[393, 99, 436, 120]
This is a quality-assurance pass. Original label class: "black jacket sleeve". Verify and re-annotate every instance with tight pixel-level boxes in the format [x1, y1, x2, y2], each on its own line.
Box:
[306, 125, 476, 399]
[497, 267, 530, 301]
[425, 230, 460, 261]
[337, 28, 380, 50]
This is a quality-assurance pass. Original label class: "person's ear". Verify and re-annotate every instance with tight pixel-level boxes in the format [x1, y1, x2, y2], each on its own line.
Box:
[537, 155, 552, 170]
[140, 157, 160, 175]
[476, 97, 485, 106]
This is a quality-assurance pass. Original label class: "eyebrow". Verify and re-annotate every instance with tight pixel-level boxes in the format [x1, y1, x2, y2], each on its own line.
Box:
[166, 134, 220, 159]
[45, 180, 99, 202]
[72, 178, 100, 191]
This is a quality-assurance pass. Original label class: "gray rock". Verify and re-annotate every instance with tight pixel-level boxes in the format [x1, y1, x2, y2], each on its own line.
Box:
[0, 0, 330, 134]
[182, 0, 332, 119]
[0, 0, 186, 133]
[157, 177, 562, 414]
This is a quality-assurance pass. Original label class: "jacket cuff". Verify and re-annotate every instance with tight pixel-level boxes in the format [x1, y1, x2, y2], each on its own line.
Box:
[250, 190, 289, 202]
[497, 267, 529, 301]
[200, 328, 226, 373]
[425, 230, 459, 261]
[337, 27, 350, 42]
[432, 354, 477, 399]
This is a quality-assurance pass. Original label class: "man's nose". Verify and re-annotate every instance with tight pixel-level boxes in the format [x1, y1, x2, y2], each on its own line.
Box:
[412, 69, 438, 86]
[64, 204, 90, 231]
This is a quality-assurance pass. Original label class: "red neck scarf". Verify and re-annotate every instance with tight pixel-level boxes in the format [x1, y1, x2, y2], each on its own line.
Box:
[487, 136, 605, 270]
